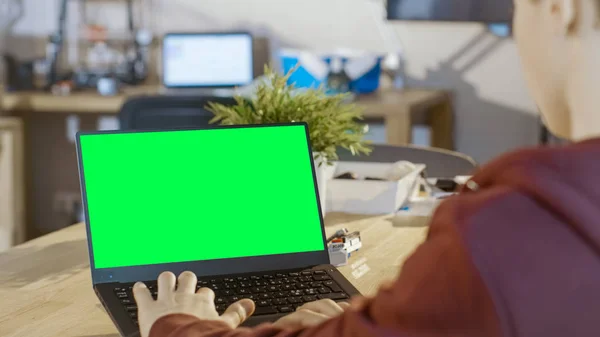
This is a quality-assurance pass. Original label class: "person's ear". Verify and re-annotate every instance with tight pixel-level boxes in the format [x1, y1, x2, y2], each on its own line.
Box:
[547, 0, 577, 35]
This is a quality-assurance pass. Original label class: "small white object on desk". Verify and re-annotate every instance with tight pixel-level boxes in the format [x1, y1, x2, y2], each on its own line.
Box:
[328, 241, 363, 267]
[455, 175, 473, 185]
[327, 231, 362, 267]
[328, 246, 349, 266]
[327, 161, 425, 215]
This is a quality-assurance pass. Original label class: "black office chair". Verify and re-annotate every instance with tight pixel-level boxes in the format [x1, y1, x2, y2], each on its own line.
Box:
[337, 144, 477, 178]
[119, 95, 236, 130]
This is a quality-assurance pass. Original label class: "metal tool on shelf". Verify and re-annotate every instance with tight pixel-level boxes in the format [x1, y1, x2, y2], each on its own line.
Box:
[46, 0, 150, 91]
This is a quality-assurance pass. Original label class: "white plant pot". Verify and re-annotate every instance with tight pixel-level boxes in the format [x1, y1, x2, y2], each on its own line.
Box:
[313, 153, 337, 215]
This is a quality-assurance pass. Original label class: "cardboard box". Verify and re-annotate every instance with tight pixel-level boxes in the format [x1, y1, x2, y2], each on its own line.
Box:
[327, 162, 425, 215]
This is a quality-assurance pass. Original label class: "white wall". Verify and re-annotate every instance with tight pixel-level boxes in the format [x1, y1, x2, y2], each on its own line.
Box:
[9, 0, 540, 163]
[394, 22, 540, 162]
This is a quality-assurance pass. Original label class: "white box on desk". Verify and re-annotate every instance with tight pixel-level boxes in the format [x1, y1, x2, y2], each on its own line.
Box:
[326, 162, 426, 215]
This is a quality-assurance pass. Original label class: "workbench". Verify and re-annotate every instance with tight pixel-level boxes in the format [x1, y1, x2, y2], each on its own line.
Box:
[1, 86, 453, 148]
[0, 86, 453, 242]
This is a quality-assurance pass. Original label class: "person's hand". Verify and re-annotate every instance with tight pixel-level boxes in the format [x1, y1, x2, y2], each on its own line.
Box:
[273, 299, 349, 329]
[348, 279, 396, 312]
[133, 271, 255, 337]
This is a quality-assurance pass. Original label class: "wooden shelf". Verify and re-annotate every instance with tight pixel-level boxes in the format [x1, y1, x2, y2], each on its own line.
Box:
[70, 0, 129, 2]
[1, 87, 454, 150]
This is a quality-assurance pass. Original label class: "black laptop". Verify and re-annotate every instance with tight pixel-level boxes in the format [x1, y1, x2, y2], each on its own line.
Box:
[76, 123, 360, 337]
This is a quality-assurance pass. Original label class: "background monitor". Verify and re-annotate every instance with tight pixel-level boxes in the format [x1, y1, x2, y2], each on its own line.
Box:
[386, 0, 513, 23]
[162, 32, 254, 88]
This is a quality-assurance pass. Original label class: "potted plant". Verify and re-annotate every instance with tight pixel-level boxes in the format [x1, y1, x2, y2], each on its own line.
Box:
[207, 67, 371, 213]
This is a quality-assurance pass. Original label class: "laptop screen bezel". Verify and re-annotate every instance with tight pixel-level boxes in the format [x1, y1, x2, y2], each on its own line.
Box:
[161, 32, 254, 89]
[76, 123, 330, 284]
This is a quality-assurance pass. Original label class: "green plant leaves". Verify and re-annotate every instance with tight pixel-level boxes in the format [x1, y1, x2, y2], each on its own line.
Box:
[206, 66, 372, 164]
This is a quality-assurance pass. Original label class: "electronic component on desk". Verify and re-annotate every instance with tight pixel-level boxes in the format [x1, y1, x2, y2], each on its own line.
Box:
[327, 228, 349, 243]
[328, 246, 348, 267]
[327, 230, 362, 267]
[328, 229, 361, 248]
[332, 231, 361, 248]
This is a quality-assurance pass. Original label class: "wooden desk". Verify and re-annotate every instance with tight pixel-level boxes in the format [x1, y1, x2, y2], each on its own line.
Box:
[0, 214, 428, 337]
[1, 86, 156, 115]
[1, 87, 454, 149]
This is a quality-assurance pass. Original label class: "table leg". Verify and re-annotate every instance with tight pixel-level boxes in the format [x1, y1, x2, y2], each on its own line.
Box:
[429, 97, 454, 150]
[0, 118, 25, 249]
[385, 107, 411, 146]
[12, 121, 25, 245]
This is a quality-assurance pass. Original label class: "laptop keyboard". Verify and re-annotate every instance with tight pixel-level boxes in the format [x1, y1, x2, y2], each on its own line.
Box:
[112, 269, 349, 326]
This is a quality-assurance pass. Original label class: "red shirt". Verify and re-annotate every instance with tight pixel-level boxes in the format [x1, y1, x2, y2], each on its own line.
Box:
[151, 140, 600, 337]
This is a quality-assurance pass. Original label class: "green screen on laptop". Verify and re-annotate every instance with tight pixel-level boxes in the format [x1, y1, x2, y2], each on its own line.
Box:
[79, 125, 325, 269]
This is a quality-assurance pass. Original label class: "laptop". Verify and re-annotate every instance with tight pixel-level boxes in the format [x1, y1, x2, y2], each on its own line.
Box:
[76, 123, 360, 337]
[160, 32, 254, 96]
